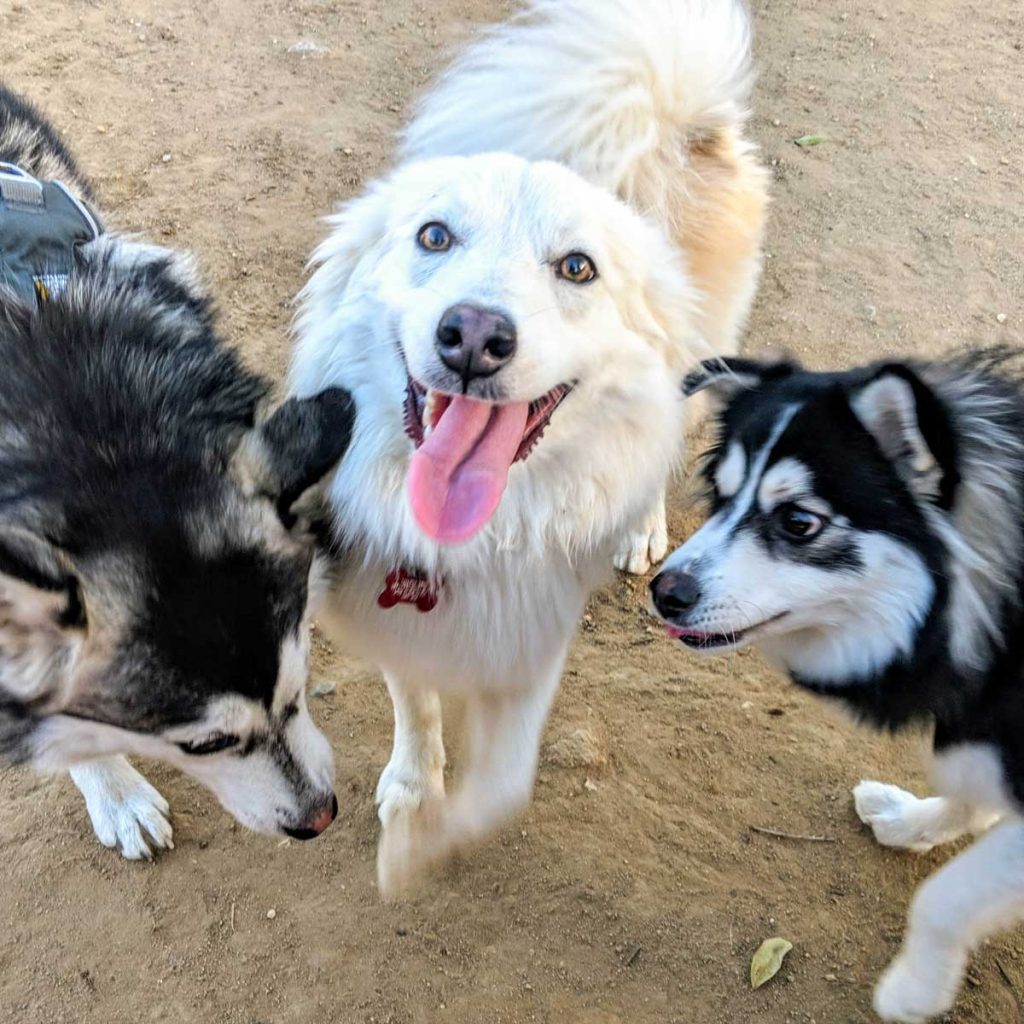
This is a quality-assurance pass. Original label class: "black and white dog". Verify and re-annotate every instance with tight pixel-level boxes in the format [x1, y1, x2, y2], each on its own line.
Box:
[1, 86, 354, 857]
[650, 352, 1024, 1022]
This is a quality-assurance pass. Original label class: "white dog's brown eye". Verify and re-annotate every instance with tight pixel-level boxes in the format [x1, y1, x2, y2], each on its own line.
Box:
[774, 504, 826, 542]
[417, 222, 452, 252]
[557, 252, 598, 284]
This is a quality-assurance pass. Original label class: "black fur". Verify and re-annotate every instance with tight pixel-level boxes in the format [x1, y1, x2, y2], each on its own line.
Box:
[0, 83, 94, 199]
[0, 86, 355, 759]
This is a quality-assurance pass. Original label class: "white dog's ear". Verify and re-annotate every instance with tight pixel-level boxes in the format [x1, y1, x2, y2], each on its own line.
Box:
[0, 526, 84, 701]
[850, 366, 956, 506]
[306, 180, 395, 297]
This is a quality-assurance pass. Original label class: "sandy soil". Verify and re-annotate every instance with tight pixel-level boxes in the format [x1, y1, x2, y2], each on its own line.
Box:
[1, 1, 1022, 1022]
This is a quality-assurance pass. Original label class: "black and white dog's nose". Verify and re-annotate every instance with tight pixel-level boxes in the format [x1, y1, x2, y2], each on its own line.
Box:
[650, 570, 702, 619]
[435, 302, 517, 382]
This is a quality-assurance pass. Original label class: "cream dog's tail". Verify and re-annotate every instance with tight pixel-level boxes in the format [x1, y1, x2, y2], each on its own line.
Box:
[400, 0, 757, 222]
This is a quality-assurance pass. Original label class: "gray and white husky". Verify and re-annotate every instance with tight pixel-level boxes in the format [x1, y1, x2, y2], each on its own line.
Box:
[651, 352, 1024, 1023]
[0, 85, 354, 858]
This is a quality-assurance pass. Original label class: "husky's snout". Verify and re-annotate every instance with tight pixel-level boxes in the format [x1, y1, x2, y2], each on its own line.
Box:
[650, 568, 702, 623]
[284, 793, 338, 840]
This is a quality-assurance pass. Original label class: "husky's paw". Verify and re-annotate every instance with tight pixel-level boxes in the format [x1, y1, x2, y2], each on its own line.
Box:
[873, 952, 961, 1023]
[613, 503, 668, 576]
[70, 758, 174, 861]
[853, 781, 940, 853]
[375, 756, 445, 829]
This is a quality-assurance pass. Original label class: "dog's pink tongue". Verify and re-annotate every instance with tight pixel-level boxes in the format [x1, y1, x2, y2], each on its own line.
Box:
[409, 395, 528, 544]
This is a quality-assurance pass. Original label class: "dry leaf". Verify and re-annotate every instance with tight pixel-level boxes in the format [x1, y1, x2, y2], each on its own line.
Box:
[750, 937, 793, 989]
[309, 681, 337, 698]
[794, 133, 826, 147]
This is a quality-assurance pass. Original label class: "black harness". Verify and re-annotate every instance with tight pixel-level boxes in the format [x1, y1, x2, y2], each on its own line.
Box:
[0, 162, 103, 306]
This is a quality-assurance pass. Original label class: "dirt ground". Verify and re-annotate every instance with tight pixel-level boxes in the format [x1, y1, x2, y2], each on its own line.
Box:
[1, 0, 1022, 1021]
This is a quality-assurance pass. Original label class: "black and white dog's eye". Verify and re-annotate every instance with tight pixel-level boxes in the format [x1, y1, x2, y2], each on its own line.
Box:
[775, 504, 826, 542]
[177, 733, 240, 756]
[417, 222, 453, 252]
[557, 252, 598, 284]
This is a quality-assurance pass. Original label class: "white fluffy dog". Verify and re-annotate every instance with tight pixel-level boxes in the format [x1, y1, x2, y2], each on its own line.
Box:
[291, 0, 768, 894]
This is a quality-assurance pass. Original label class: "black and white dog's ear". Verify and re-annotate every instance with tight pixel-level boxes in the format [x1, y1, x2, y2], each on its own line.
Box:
[850, 366, 957, 507]
[683, 357, 793, 404]
[234, 388, 356, 528]
[0, 526, 84, 698]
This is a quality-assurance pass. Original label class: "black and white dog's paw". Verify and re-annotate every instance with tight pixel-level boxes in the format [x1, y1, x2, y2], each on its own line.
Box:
[873, 951, 961, 1023]
[69, 757, 174, 860]
[854, 780, 940, 852]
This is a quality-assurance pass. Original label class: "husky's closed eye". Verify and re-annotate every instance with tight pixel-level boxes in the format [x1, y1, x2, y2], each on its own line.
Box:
[177, 734, 240, 756]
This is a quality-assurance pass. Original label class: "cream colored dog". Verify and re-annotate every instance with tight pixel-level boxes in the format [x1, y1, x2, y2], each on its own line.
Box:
[291, 0, 768, 894]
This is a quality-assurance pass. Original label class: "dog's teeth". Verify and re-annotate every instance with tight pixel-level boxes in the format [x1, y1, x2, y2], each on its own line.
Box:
[423, 421, 433, 439]
[424, 389, 439, 426]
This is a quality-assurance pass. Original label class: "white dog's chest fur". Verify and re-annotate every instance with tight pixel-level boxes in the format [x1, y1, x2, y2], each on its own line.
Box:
[324, 548, 602, 694]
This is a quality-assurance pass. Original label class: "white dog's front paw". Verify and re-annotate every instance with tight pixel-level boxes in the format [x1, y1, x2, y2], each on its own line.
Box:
[873, 952, 960, 1023]
[614, 503, 668, 576]
[375, 756, 445, 829]
[854, 780, 939, 853]
[70, 758, 174, 861]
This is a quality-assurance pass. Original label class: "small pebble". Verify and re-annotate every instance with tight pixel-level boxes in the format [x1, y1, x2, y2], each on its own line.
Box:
[266, 908, 277, 920]
[996, 313, 1007, 324]
[288, 39, 328, 55]
[161, 153, 171, 163]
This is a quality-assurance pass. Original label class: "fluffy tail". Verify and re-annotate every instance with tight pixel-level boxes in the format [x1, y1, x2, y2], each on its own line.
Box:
[400, 0, 756, 215]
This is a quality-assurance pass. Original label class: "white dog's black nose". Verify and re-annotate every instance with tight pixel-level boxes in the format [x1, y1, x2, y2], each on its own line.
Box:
[650, 570, 702, 619]
[436, 303, 517, 381]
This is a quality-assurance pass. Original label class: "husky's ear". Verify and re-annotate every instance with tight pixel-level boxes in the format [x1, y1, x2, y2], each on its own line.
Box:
[850, 366, 957, 507]
[683, 357, 795, 404]
[234, 388, 356, 528]
[0, 526, 84, 700]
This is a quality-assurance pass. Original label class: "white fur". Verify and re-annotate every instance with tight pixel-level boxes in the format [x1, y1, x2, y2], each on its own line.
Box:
[401, 0, 755, 220]
[856, 746, 1020, 1022]
[294, 0, 760, 891]
[854, 780, 1001, 853]
[293, 135, 698, 894]
[69, 756, 173, 860]
[713, 440, 746, 499]
[399, 0, 763, 573]
[874, 820, 1024, 1022]
[757, 457, 814, 509]
[758, 532, 936, 683]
